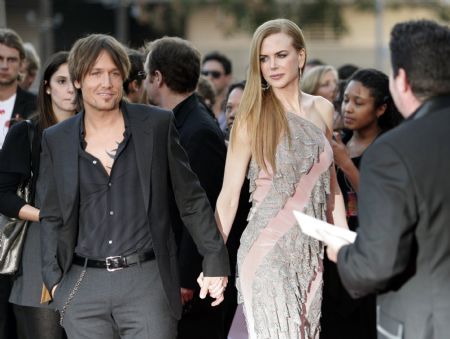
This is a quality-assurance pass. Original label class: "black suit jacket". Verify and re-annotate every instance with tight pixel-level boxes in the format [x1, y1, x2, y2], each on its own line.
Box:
[171, 94, 226, 289]
[38, 102, 230, 318]
[11, 87, 37, 124]
[337, 96, 450, 339]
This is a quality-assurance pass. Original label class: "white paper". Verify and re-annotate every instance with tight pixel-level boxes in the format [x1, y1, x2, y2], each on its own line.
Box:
[293, 210, 357, 243]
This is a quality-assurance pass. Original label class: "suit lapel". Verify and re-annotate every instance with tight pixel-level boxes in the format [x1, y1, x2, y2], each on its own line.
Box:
[126, 103, 154, 213]
[59, 113, 81, 222]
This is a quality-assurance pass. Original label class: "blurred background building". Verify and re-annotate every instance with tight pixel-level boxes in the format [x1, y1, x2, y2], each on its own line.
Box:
[2, 0, 449, 89]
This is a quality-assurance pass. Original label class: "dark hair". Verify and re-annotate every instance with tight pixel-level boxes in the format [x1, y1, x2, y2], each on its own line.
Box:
[226, 80, 246, 101]
[202, 51, 232, 75]
[0, 28, 25, 59]
[37, 51, 70, 133]
[123, 49, 144, 95]
[390, 20, 450, 100]
[338, 64, 358, 80]
[347, 68, 403, 132]
[196, 75, 216, 108]
[68, 34, 130, 111]
[146, 37, 200, 94]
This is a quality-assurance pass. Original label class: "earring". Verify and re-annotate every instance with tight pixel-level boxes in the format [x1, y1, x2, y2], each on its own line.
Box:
[261, 80, 270, 91]
[46, 89, 51, 94]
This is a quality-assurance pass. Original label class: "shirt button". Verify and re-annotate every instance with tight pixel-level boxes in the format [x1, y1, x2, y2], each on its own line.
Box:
[108, 240, 112, 245]
[108, 182, 112, 187]
[109, 211, 114, 216]
[93, 160, 97, 165]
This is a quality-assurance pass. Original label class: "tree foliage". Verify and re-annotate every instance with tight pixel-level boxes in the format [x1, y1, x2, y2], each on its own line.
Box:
[215, 0, 348, 38]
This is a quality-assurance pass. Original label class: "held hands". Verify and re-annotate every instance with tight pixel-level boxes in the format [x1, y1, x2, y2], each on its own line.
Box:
[197, 272, 228, 306]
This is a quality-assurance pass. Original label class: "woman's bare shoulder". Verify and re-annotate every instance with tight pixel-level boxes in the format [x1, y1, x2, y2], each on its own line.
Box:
[301, 94, 334, 132]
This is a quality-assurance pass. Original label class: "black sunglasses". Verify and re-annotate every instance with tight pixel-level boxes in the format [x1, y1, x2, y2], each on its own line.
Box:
[201, 70, 223, 79]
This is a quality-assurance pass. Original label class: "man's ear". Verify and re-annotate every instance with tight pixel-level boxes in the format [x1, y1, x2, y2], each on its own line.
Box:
[224, 73, 233, 86]
[74, 80, 81, 89]
[154, 70, 164, 88]
[397, 68, 410, 94]
[129, 80, 140, 92]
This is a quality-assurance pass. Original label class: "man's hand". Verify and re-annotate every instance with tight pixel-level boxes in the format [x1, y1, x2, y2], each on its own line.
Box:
[197, 272, 228, 306]
[180, 288, 195, 305]
[319, 230, 351, 263]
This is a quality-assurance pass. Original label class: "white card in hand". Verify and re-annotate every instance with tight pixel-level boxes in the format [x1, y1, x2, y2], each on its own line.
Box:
[293, 211, 357, 243]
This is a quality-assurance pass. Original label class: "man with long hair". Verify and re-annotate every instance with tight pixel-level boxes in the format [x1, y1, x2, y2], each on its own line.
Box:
[39, 33, 229, 339]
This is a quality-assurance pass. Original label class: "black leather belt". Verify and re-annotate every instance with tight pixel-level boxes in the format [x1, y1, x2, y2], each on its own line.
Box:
[73, 250, 155, 271]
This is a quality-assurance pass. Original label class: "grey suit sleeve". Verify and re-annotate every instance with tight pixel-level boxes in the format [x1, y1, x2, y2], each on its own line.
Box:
[337, 140, 418, 298]
[166, 115, 230, 277]
[39, 132, 63, 291]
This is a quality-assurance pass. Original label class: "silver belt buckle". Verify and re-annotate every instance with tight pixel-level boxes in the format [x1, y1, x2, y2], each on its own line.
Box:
[106, 256, 124, 272]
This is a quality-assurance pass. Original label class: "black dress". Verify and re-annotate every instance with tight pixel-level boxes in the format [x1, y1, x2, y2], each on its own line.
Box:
[320, 145, 377, 339]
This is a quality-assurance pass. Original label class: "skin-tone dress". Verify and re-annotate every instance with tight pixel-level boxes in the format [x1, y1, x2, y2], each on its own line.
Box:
[237, 112, 332, 339]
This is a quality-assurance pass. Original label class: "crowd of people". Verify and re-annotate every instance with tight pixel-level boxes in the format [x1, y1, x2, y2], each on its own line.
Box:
[0, 16, 449, 339]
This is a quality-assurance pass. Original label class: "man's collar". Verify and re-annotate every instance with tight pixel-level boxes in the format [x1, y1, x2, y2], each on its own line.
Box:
[171, 93, 198, 128]
[79, 101, 130, 140]
[409, 95, 450, 121]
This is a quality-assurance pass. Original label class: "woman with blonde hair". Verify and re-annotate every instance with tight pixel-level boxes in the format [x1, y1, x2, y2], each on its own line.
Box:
[302, 65, 338, 103]
[302, 65, 342, 132]
[216, 18, 347, 338]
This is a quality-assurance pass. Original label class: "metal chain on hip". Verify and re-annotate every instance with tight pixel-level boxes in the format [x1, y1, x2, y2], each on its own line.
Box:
[59, 269, 86, 326]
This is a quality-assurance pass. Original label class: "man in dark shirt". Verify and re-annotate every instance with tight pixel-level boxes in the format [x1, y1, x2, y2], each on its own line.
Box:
[144, 37, 228, 339]
[39, 34, 229, 339]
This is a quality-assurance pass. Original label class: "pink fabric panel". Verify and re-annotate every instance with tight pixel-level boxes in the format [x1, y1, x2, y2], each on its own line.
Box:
[239, 140, 332, 336]
[227, 304, 248, 339]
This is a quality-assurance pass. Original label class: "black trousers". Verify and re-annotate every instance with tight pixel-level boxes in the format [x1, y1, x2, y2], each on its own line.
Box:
[177, 294, 225, 339]
[0, 275, 17, 339]
[13, 305, 66, 339]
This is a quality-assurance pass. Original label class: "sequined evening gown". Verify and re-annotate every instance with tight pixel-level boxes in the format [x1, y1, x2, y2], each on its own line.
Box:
[236, 112, 333, 339]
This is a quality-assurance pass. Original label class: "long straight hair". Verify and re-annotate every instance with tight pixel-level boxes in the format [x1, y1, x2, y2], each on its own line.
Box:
[37, 51, 70, 134]
[230, 19, 307, 173]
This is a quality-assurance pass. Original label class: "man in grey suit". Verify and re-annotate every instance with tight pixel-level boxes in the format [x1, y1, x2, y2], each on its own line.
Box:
[322, 20, 450, 339]
[38, 34, 229, 339]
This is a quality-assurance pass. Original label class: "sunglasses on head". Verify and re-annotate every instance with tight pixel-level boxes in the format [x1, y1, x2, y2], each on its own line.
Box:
[201, 70, 223, 79]
[132, 70, 147, 81]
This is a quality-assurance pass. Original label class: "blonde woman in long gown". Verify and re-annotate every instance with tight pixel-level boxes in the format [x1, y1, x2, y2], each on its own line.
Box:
[215, 19, 348, 339]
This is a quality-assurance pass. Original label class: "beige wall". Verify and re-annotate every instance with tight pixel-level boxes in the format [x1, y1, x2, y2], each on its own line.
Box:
[187, 5, 253, 82]
[187, 5, 441, 80]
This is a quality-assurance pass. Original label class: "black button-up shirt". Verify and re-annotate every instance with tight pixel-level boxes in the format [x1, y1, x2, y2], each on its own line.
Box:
[75, 110, 152, 259]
